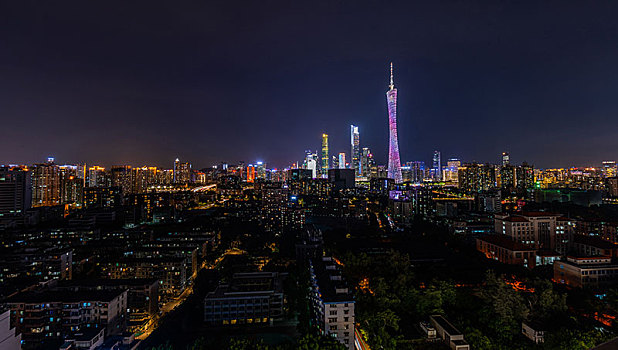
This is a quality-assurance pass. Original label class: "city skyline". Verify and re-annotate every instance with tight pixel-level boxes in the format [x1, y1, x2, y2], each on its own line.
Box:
[3, 2, 618, 168]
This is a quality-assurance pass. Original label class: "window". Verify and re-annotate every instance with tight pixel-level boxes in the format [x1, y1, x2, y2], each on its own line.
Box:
[329, 317, 337, 323]
[329, 310, 337, 316]
[330, 325, 337, 331]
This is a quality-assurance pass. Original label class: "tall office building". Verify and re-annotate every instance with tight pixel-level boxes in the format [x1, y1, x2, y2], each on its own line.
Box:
[386, 63, 403, 183]
[0, 167, 31, 218]
[360, 147, 375, 178]
[304, 150, 318, 178]
[321, 134, 329, 177]
[338, 152, 346, 169]
[502, 152, 510, 166]
[350, 125, 360, 176]
[432, 150, 441, 181]
[331, 155, 339, 170]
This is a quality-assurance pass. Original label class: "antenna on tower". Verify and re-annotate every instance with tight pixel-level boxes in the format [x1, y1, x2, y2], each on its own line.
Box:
[389, 62, 394, 89]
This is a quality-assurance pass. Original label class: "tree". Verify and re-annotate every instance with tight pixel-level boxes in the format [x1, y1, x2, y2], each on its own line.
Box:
[479, 271, 529, 343]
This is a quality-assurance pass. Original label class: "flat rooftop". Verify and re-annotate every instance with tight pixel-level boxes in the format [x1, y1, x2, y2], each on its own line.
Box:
[431, 315, 462, 336]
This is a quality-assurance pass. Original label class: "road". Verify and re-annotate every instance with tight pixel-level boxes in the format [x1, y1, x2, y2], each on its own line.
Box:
[355, 327, 371, 350]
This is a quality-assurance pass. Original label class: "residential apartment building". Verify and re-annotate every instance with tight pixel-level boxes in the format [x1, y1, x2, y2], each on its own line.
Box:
[5, 290, 127, 345]
[309, 256, 355, 350]
[203, 272, 285, 326]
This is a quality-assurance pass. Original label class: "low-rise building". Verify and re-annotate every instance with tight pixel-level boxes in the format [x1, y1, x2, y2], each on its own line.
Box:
[476, 235, 537, 268]
[204, 272, 285, 326]
[522, 321, 545, 344]
[98, 257, 186, 298]
[429, 315, 470, 350]
[554, 256, 618, 288]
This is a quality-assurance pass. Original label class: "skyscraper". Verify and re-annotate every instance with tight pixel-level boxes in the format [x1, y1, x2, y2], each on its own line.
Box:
[304, 150, 318, 178]
[321, 134, 329, 177]
[502, 152, 510, 167]
[173, 158, 192, 184]
[0, 167, 31, 217]
[432, 150, 441, 181]
[338, 152, 346, 169]
[350, 125, 360, 176]
[386, 63, 403, 183]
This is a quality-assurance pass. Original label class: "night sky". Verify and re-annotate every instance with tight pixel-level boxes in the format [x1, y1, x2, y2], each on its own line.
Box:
[2, 1, 618, 169]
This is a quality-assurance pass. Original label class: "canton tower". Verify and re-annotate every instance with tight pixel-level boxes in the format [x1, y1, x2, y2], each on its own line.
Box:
[386, 62, 403, 183]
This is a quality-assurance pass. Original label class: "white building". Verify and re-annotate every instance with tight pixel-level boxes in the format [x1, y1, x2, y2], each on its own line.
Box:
[309, 256, 355, 350]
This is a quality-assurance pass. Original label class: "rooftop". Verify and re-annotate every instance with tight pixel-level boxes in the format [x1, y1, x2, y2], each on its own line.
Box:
[5, 289, 126, 303]
[477, 234, 535, 251]
[430, 315, 462, 336]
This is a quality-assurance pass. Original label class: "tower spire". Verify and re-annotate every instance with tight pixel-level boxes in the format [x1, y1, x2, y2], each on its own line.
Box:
[389, 62, 394, 90]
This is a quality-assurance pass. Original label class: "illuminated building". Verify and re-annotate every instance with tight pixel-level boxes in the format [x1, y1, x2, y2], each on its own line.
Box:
[338, 152, 346, 169]
[5, 290, 127, 345]
[386, 63, 403, 183]
[246, 164, 256, 183]
[360, 147, 375, 178]
[256, 161, 266, 180]
[83, 187, 121, 208]
[502, 152, 510, 166]
[500, 165, 516, 190]
[111, 165, 132, 194]
[554, 256, 618, 288]
[173, 158, 192, 184]
[331, 155, 339, 170]
[404, 161, 425, 183]
[476, 235, 537, 268]
[321, 134, 329, 177]
[516, 162, 534, 190]
[288, 169, 312, 181]
[86, 165, 108, 187]
[603, 160, 617, 177]
[204, 272, 285, 326]
[432, 151, 441, 181]
[457, 163, 496, 192]
[443, 158, 460, 183]
[350, 125, 360, 176]
[131, 166, 158, 193]
[59, 166, 83, 206]
[303, 150, 318, 178]
[31, 161, 61, 207]
[0, 167, 31, 218]
[495, 212, 561, 249]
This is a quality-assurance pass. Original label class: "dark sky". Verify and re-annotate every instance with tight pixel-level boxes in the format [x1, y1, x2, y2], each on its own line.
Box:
[2, 1, 618, 169]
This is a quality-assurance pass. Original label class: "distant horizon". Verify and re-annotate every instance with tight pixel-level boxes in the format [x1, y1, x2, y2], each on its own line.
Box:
[1, 154, 615, 171]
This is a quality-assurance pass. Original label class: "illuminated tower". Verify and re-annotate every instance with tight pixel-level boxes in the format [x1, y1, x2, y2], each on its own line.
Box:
[386, 63, 403, 183]
[338, 152, 346, 169]
[350, 125, 360, 176]
[321, 134, 329, 177]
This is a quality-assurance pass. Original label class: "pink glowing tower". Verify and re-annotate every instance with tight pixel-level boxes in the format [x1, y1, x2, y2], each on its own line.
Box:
[386, 62, 403, 183]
